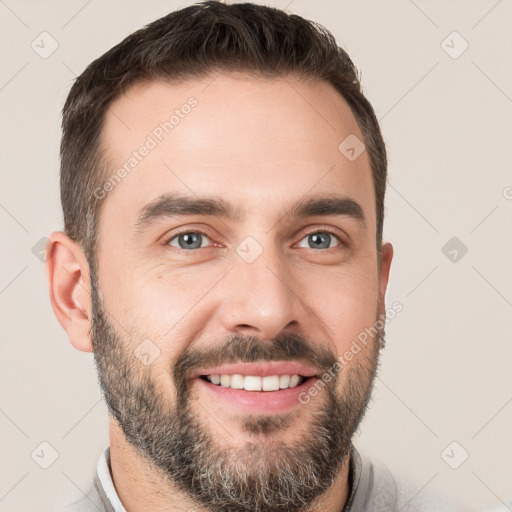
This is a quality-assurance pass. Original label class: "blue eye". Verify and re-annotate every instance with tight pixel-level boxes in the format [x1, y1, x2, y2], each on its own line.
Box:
[165, 229, 343, 252]
[297, 231, 341, 250]
[167, 231, 211, 250]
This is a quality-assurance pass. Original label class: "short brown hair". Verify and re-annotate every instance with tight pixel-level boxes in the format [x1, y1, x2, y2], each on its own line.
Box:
[60, 0, 387, 271]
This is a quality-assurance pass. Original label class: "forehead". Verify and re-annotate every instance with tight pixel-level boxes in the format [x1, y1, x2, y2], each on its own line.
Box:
[98, 73, 375, 235]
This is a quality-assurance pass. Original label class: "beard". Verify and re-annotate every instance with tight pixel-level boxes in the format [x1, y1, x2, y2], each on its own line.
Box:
[90, 268, 384, 512]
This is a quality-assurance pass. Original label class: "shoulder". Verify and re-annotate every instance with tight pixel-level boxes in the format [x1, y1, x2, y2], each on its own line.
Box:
[54, 481, 108, 512]
[54, 447, 115, 512]
[394, 475, 470, 512]
[475, 503, 512, 512]
[349, 448, 472, 512]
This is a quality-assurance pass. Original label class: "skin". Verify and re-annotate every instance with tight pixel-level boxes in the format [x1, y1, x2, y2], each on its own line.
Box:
[46, 73, 393, 511]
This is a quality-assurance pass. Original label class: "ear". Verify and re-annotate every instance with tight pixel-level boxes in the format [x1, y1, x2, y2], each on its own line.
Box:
[377, 242, 393, 312]
[45, 231, 93, 352]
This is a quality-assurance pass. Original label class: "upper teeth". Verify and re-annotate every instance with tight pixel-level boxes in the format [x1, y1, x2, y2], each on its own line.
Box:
[206, 374, 303, 391]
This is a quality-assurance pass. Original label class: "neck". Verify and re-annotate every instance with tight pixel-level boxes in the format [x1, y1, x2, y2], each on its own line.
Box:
[108, 420, 351, 512]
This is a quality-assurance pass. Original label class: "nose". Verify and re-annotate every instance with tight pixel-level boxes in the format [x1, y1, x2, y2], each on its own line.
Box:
[218, 247, 306, 342]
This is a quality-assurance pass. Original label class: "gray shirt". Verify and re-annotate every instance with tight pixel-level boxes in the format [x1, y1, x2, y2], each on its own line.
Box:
[57, 445, 467, 512]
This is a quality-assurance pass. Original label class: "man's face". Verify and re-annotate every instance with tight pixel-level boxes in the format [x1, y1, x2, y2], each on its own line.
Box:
[91, 74, 392, 511]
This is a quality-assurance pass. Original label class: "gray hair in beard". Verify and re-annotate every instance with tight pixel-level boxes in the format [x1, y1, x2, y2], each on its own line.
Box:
[90, 268, 384, 512]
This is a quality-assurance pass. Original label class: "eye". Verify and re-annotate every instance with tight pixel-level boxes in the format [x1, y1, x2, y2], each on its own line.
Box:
[297, 230, 342, 250]
[167, 231, 212, 250]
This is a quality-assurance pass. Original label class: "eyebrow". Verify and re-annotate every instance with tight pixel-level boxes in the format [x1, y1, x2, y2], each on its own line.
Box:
[134, 192, 366, 233]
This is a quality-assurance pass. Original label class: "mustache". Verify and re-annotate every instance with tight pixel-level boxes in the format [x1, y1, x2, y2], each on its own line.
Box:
[173, 332, 339, 389]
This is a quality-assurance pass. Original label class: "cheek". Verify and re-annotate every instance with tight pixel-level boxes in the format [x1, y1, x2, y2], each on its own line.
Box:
[299, 264, 379, 351]
[105, 264, 226, 356]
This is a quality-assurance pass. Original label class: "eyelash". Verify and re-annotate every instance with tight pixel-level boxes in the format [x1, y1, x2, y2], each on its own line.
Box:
[164, 227, 345, 252]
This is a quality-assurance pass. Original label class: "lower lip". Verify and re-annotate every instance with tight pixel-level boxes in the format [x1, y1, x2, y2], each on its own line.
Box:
[195, 377, 320, 414]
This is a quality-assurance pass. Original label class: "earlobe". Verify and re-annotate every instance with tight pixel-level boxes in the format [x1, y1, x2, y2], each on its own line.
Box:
[45, 231, 94, 353]
[378, 242, 394, 309]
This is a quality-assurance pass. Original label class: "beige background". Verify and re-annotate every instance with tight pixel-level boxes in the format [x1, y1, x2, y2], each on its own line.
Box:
[1, 0, 511, 510]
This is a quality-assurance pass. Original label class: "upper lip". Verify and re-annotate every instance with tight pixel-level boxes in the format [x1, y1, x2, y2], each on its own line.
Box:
[192, 361, 320, 379]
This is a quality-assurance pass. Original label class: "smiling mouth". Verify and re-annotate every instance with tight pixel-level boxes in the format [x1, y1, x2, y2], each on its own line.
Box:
[199, 374, 309, 391]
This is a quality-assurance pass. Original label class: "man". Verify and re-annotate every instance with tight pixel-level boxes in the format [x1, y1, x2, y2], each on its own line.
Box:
[46, 1, 466, 511]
